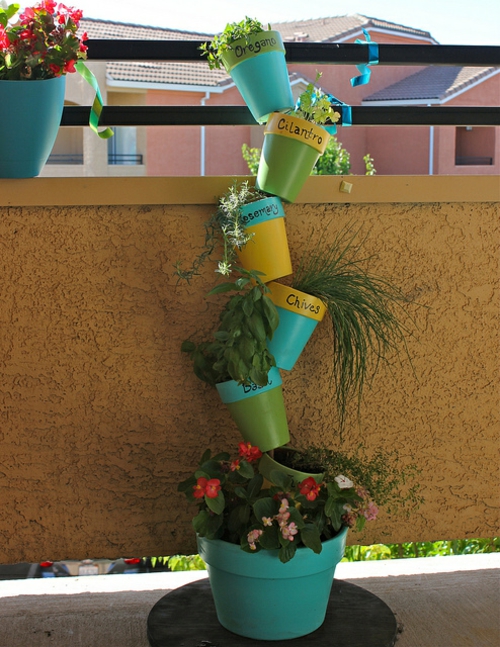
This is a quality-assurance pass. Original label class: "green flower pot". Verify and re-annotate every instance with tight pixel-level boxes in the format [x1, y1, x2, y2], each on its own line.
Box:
[215, 367, 290, 452]
[259, 447, 325, 485]
[256, 112, 330, 203]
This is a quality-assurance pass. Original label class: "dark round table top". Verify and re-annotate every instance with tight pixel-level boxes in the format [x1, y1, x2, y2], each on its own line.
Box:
[147, 577, 399, 646]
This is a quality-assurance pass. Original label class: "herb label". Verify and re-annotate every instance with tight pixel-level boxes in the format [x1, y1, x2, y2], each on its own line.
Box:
[264, 113, 330, 155]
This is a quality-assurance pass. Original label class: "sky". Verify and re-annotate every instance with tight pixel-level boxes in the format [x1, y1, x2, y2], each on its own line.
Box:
[72, 0, 500, 46]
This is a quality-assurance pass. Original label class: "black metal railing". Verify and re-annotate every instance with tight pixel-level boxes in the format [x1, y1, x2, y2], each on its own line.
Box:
[455, 155, 494, 165]
[60, 42, 500, 128]
[46, 153, 84, 164]
[108, 153, 144, 165]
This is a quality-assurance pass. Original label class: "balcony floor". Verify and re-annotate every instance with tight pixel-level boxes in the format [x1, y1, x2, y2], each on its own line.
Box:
[0, 554, 498, 647]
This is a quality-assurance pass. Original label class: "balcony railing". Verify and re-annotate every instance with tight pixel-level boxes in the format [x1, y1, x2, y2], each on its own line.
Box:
[108, 153, 144, 165]
[46, 154, 84, 165]
[456, 155, 494, 165]
[60, 42, 500, 128]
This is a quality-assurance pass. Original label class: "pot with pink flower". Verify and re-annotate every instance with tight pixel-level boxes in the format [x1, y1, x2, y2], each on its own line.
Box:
[177, 442, 409, 640]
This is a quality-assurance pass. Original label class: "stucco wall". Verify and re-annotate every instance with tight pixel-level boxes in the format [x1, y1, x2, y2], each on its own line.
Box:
[0, 177, 498, 563]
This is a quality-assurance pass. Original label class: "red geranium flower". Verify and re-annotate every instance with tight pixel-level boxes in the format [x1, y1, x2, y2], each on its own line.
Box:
[299, 477, 322, 501]
[193, 477, 208, 499]
[238, 442, 262, 463]
[192, 476, 221, 499]
[205, 479, 221, 499]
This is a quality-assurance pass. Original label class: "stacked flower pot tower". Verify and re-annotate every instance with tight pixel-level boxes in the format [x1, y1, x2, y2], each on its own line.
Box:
[176, 19, 411, 643]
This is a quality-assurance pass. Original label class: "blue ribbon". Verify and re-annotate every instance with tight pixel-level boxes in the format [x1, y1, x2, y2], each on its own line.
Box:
[324, 94, 352, 135]
[351, 29, 379, 87]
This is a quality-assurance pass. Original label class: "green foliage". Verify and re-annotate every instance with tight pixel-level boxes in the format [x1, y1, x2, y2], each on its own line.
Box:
[363, 153, 377, 175]
[343, 537, 500, 561]
[292, 224, 414, 431]
[291, 72, 340, 126]
[312, 136, 351, 175]
[242, 138, 376, 177]
[291, 445, 423, 517]
[174, 180, 268, 282]
[181, 268, 279, 387]
[241, 143, 261, 175]
[178, 444, 379, 564]
[200, 17, 269, 69]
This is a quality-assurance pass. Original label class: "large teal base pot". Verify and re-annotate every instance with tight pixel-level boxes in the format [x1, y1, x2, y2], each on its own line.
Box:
[0, 76, 66, 178]
[198, 527, 348, 640]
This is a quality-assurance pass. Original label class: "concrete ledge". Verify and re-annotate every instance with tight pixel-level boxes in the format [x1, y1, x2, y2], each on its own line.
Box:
[0, 175, 498, 206]
[1, 553, 498, 598]
[0, 555, 498, 647]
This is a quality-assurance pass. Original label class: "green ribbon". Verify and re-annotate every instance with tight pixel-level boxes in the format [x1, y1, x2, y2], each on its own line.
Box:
[75, 61, 114, 140]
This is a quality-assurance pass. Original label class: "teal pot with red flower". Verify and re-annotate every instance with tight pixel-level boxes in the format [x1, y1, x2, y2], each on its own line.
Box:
[215, 367, 290, 452]
[0, 76, 66, 178]
[197, 526, 348, 640]
[221, 31, 294, 124]
[236, 196, 292, 283]
[256, 112, 330, 202]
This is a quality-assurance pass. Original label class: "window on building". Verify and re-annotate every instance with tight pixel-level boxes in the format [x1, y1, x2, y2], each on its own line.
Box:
[455, 127, 495, 166]
[108, 127, 143, 165]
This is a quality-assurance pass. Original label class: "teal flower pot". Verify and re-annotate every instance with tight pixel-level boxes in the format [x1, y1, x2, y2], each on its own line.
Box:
[0, 76, 66, 178]
[266, 282, 327, 370]
[215, 367, 290, 452]
[221, 31, 293, 124]
[197, 526, 348, 640]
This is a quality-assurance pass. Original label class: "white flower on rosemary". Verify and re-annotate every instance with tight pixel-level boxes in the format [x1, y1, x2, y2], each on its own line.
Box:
[216, 260, 232, 276]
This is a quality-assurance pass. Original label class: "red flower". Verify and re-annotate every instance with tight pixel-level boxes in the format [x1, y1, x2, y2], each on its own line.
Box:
[64, 59, 76, 73]
[0, 26, 9, 51]
[238, 442, 262, 463]
[49, 63, 61, 76]
[41, 0, 57, 13]
[230, 459, 240, 471]
[299, 477, 322, 501]
[193, 477, 208, 499]
[205, 479, 221, 499]
[192, 476, 221, 499]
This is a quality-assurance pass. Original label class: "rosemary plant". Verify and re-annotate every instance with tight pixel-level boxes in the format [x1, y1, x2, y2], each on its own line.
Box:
[175, 181, 269, 282]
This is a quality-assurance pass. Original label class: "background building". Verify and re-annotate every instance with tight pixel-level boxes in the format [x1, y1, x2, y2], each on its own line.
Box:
[41, 14, 500, 177]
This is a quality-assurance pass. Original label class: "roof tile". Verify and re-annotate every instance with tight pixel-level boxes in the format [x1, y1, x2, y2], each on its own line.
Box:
[363, 66, 496, 102]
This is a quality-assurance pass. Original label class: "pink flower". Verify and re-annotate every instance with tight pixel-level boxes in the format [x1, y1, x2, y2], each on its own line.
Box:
[363, 501, 379, 521]
[281, 522, 298, 541]
[247, 529, 263, 550]
[278, 498, 289, 513]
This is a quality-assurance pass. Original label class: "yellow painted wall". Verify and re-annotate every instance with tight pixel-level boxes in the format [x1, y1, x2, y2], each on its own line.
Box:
[0, 177, 498, 563]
